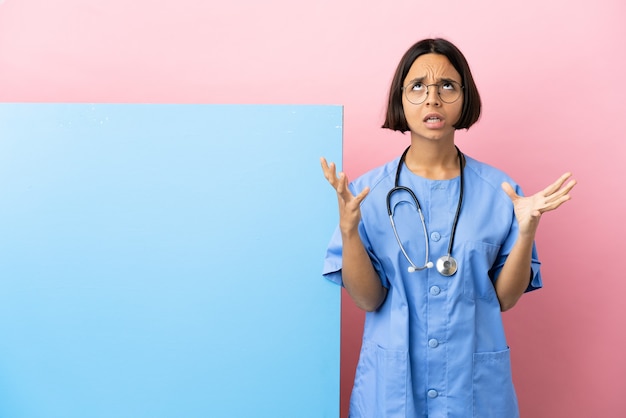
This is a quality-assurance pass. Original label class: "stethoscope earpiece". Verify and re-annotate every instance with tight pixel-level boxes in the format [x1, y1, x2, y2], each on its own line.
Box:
[407, 261, 434, 274]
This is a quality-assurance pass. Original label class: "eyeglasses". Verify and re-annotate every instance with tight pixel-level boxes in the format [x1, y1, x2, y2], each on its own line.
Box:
[403, 80, 463, 105]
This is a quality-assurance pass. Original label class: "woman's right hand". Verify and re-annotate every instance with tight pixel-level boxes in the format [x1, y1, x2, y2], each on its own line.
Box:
[321, 158, 385, 312]
[320, 157, 370, 234]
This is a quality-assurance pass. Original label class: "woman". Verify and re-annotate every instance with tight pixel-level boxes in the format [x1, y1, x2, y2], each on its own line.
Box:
[321, 38, 576, 418]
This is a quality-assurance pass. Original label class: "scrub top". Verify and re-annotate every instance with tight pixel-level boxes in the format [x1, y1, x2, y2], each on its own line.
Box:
[323, 154, 542, 418]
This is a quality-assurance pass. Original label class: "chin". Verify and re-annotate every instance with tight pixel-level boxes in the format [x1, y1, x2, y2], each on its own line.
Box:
[413, 133, 453, 143]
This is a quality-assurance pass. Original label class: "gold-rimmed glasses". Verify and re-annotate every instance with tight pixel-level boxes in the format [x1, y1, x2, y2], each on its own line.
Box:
[403, 80, 463, 105]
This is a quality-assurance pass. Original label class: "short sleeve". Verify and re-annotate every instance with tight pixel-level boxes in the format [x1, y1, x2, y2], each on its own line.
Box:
[491, 241, 542, 292]
[322, 222, 388, 288]
[322, 225, 344, 286]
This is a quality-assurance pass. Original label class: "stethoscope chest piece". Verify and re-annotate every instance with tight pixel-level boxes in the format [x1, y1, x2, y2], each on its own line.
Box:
[436, 255, 458, 277]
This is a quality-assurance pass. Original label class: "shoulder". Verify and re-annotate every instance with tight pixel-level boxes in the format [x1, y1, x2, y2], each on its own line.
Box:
[349, 157, 399, 198]
[464, 155, 522, 204]
[464, 155, 520, 194]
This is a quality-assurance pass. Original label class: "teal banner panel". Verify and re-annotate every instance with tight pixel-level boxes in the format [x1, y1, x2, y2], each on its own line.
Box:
[0, 104, 342, 418]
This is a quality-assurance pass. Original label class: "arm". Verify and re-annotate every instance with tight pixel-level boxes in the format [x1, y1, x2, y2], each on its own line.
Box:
[321, 158, 387, 312]
[496, 172, 577, 311]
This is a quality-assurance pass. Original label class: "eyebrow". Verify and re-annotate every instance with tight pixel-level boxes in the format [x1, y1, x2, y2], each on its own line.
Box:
[407, 76, 461, 84]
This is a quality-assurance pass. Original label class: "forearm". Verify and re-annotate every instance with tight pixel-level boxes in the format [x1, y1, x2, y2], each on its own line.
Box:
[341, 230, 387, 312]
[494, 233, 535, 311]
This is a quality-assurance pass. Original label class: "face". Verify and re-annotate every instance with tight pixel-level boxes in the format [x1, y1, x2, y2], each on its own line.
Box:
[401, 53, 463, 143]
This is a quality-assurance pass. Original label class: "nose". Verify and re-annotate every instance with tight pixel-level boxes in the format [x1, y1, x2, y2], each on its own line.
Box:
[424, 84, 441, 106]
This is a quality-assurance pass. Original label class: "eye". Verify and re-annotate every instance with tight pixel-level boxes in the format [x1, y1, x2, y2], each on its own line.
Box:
[442, 82, 456, 91]
[410, 82, 425, 91]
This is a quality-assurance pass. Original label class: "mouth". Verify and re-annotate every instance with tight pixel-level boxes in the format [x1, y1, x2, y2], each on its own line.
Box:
[423, 113, 444, 122]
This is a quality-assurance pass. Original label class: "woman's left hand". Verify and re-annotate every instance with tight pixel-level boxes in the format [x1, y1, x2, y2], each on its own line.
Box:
[502, 172, 577, 236]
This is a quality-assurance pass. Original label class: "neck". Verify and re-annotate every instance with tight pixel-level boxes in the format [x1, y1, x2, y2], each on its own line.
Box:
[404, 142, 461, 180]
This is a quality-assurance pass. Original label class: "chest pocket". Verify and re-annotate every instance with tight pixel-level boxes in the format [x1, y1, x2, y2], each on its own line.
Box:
[459, 241, 500, 301]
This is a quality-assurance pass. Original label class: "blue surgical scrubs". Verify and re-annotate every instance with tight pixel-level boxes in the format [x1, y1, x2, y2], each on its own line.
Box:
[323, 154, 542, 418]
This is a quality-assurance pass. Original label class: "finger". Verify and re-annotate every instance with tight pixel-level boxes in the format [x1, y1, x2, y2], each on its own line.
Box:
[539, 194, 573, 213]
[541, 172, 573, 196]
[544, 179, 577, 204]
[335, 172, 353, 201]
[320, 157, 329, 171]
[320, 157, 334, 177]
[354, 186, 370, 204]
[336, 173, 369, 206]
[539, 180, 576, 212]
[501, 182, 519, 201]
[320, 157, 339, 186]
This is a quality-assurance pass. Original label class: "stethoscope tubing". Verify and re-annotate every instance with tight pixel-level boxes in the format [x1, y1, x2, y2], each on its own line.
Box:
[386, 146, 464, 275]
[387, 185, 431, 271]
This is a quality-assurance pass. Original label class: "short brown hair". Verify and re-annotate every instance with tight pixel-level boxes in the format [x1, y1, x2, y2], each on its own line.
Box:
[382, 38, 482, 132]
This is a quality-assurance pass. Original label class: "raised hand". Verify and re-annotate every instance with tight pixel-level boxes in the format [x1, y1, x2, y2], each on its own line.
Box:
[320, 157, 370, 233]
[501, 172, 577, 236]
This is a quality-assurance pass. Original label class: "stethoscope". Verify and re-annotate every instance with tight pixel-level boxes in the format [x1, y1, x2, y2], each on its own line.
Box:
[386, 146, 464, 276]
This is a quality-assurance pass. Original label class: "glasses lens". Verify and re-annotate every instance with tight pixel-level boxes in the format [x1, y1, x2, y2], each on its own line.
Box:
[439, 81, 462, 103]
[404, 82, 427, 104]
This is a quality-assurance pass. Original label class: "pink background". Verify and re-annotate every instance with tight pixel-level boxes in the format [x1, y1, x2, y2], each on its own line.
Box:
[1, 1, 624, 417]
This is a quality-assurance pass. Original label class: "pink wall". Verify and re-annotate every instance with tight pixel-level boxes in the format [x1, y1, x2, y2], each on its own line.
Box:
[1, 1, 625, 416]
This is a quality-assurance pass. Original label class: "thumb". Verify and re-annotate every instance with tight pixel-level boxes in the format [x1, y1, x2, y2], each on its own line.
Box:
[354, 186, 370, 203]
[501, 182, 518, 201]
